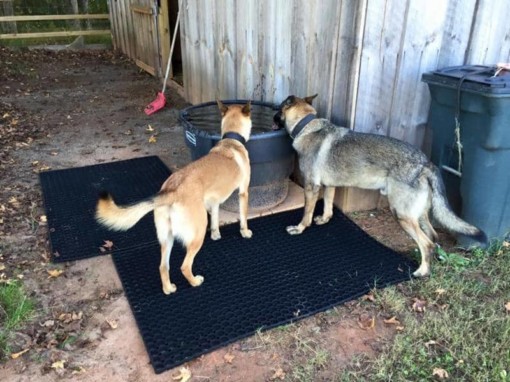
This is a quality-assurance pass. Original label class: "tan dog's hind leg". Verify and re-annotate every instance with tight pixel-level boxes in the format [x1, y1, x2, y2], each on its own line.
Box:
[238, 180, 252, 238]
[287, 183, 320, 235]
[398, 217, 434, 277]
[180, 207, 207, 287]
[181, 237, 206, 287]
[314, 186, 335, 225]
[209, 203, 221, 240]
[155, 207, 176, 295]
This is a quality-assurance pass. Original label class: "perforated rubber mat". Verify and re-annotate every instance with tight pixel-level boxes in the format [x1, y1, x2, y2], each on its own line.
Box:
[111, 202, 417, 374]
[39, 156, 171, 262]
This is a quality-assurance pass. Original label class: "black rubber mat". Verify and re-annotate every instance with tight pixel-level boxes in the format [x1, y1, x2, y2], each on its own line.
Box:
[39, 156, 171, 262]
[112, 202, 417, 374]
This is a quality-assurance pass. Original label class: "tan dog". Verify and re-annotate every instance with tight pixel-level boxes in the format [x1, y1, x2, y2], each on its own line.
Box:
[273, 95, 487, 277]
[96, 100, 253, 294]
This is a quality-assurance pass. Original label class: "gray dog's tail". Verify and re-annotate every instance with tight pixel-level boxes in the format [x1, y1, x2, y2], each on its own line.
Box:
[426, 165, 487, 244]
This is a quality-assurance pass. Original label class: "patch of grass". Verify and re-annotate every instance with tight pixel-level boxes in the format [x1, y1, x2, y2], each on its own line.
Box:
[0, 281, 35, 357]
[339, 242, 510, 381]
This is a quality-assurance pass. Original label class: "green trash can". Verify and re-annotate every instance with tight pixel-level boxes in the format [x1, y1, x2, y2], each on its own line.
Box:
[422, 65, 510, 246]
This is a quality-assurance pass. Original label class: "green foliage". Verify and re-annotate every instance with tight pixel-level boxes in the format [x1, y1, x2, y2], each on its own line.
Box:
[0, 281, 35, 357]
[339, 243, 510, 381]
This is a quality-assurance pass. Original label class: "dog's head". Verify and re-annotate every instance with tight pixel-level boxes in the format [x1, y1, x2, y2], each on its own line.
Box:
[217, 100, 252, 142]
[273, 94, 318, 134]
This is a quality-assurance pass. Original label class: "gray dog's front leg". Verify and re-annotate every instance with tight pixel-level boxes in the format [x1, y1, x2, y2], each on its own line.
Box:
[287, 183, 320, 235]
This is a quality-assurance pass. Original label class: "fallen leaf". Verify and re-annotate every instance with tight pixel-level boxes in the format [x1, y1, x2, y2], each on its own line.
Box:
[58, 311, 82, 323]
[148, 135, 157, 143]
[39, 215, 47, 223]
[50, 151, 59, 156]
[435, 288, 446, 296]
[40, 319, 55, 327]
[32, 160, 39, 166]
[106, 318, 118, 329]
[361, 293, 375, 302]
[224, 353, 235, 364]
[358, 315, 375, 330]
[11, 349, 29, 359]
[396, 325, 405, 331]
[425, 340, 438, 349]
[39, 165, 51, 171]
[0, 264, 5, 271]
[103, 240, 114, 249]
[383, 316, 401, 326]
[270, 367, 286, 380]
[412, 298, 427, 313]
[146, 124, 154, 132]
[432, 367, 449, 379]
[505, 302, 510, 313]
[47, 269, 64, 278]
[72, 366, 86, 375]
[51, 360, 66, 370]
[172, 366, 191, 382]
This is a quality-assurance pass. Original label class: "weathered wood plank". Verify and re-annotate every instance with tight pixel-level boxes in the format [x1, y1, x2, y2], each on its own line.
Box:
[0, 29, 110, 39]
[353, 0, 410, 136]
[0, 14, 109, 22]
[466, 0, 510, 64]
[387, 0, 449, 146]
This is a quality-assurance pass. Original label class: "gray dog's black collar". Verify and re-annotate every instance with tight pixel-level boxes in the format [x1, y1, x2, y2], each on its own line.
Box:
[222, 132, 246, 145]
[290, 114, 317, 139]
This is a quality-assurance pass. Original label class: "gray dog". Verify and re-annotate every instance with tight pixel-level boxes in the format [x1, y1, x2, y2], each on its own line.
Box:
[273, 94, 487, 277]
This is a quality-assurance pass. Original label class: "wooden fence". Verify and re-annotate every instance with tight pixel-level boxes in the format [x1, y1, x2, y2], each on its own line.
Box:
[177, 0, 510, 210]
[0, 13, 110, 40]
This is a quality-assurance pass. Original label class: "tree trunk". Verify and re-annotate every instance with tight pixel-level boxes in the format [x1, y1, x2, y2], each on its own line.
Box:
[68, 0, 80, 30]
[1, 0, 17, 34]
[80, 0, 91, 29]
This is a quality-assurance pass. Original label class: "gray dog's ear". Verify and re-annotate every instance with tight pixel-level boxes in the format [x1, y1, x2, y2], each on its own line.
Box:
[304, 94, 318, 105]
[241, 100, 251, 116]
[217, 99, 228, 115]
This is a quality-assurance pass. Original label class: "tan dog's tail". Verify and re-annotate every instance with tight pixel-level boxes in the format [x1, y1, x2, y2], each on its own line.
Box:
[426, 165, 487, 244]
[95, 191, 155, 231]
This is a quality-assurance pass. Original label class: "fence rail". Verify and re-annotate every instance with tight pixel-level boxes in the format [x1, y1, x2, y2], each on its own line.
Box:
[0, 13, 110, 41]
[0, 14, 109, 22]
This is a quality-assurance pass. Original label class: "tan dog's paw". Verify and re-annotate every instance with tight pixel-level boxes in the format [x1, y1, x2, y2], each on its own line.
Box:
[286, 225, 304, 235]
[314, 215, 332, 225]
[163, 282, 177, 295]
[241, 228, 253, 239]
[211, 230, 221, 240]
[191, 275, 204, 287]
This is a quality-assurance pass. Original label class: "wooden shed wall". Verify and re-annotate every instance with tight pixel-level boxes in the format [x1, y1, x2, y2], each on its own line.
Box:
[180, 0, 510, 147]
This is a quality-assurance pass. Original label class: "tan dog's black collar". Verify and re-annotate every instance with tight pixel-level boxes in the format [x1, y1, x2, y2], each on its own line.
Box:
[222, 132, 246, 145]
[291, 114, 317, 139]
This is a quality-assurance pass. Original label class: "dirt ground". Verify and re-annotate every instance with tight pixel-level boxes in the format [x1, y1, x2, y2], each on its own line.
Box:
[0, 47, 445, 381]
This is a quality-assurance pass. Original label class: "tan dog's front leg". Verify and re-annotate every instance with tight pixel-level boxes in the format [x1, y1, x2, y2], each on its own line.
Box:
[209, 203, 221, 240]
[287, 183, 320, 235]
[238, 185, 252, 238]
[314, 186, 335, 225]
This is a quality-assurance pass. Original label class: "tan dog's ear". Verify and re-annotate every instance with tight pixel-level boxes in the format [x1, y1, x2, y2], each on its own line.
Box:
[241, 100, 251, 116]
[217, 99, 228, 115]
[304, 94, 318, 105]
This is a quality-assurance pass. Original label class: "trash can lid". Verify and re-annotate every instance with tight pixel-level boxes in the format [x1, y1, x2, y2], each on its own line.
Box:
[422, 65, 510, 94]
